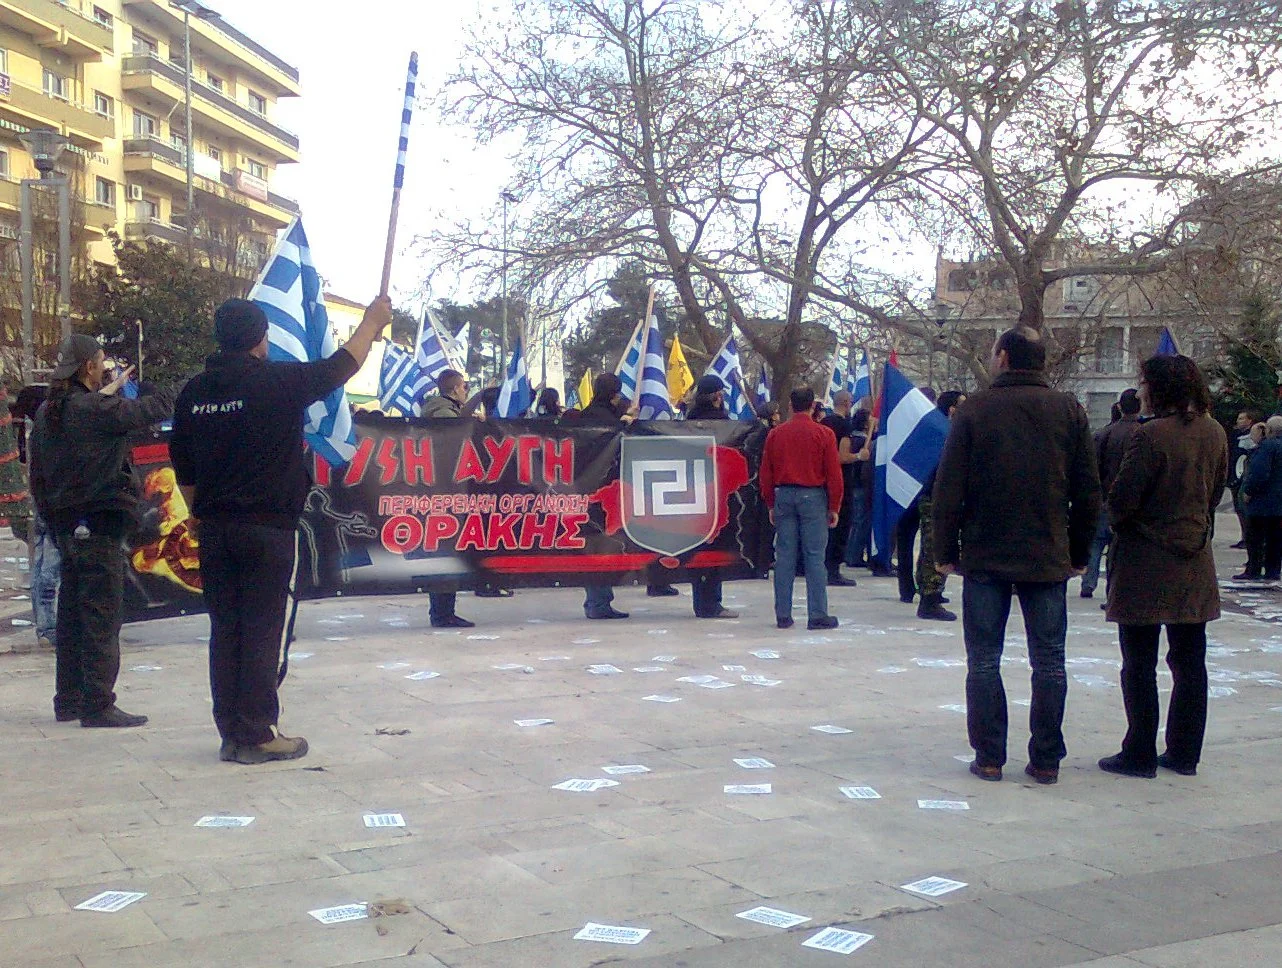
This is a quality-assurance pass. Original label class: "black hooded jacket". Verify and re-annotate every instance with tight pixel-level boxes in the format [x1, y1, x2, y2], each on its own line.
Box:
[170, 349, 358, 529]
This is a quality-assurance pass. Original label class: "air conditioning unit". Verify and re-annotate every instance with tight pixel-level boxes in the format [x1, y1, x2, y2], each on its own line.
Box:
[127, 184, 144, 202]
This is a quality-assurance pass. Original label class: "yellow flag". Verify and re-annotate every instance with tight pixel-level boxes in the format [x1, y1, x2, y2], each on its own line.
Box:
[577, 368, 594, 409]
[667, 333, 694, 404]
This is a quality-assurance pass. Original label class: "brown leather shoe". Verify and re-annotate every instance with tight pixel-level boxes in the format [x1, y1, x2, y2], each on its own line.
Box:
[969, 761, 1002, 782]
[1024, 764, 1058, 785]
[233, 731, 308, 765]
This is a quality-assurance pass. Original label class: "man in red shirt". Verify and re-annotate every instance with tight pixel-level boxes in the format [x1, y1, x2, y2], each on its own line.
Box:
[760, 386, 843, 629]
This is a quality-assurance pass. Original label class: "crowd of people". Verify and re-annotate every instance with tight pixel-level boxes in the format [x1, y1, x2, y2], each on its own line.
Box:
[18, 303, 1235, 785]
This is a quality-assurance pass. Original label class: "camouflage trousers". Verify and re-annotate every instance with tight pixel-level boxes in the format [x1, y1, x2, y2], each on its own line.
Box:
[915, 495, 945, 599]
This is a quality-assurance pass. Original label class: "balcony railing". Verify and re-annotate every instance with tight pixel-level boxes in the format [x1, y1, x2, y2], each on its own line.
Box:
[123, 135, 182, 167]
[124, 218, 185, 245]
[0, 0, 114, 53]
[124, 138, 299, 217]
[120, 54, 299, 151]
[0, 74, 114, 142]
[121, 0, 297, 84]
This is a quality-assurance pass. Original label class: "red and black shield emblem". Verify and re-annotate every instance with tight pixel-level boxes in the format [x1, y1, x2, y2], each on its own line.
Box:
[619, 435, 719, 557]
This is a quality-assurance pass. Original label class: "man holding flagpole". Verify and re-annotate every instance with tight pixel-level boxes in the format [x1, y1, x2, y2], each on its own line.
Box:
[171, 294, 392, 765]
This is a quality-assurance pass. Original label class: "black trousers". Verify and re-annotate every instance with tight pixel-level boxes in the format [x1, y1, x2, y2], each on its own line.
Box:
[53, 531, 125, 719]
[429, 592, 456, 622]
[199, 520, 298, 747]
[1118, 623, 1208, 770]
[896, 502, 921, 601]
[825, 490, 852, 578]
[1246, 514, 1282, 578]
[692, 573, 723, 616]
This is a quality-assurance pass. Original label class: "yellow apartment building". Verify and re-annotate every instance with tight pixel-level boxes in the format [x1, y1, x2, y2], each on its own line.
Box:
[0, 0, 300, 266]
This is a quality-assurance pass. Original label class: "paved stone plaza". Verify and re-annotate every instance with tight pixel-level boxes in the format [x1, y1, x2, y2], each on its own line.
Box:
[2, 514, 1282, 966]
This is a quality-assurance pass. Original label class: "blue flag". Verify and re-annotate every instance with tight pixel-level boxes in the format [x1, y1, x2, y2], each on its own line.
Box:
[870, 364, 950, 566]
[378, 342, 430, 416]
[252, 218, 356, 467]
[635, 315, 673, 420]
[1156, 327, 1178, 357]
[497, 336, 533, 418]
[852, 350, 870, 402]
[705, 334, 755, 420]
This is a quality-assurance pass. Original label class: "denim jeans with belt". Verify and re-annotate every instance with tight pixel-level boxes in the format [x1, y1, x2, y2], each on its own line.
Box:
[962, 575, 1069, 770]
[31, 513, 60, 640]
[772, 486, 830, 621]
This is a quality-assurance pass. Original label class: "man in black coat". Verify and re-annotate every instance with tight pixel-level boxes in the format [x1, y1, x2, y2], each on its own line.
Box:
[683, 375, 739, 619]
[580, 373, 631, 619]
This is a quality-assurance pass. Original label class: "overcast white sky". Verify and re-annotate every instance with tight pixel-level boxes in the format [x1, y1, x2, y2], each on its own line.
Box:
[211, 0, 507, 308]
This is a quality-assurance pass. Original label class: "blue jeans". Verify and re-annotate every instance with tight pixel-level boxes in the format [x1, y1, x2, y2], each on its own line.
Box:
[962, 576, 1068, 770]
[844, 487, 870, 566]
[1081, 517, 1111, 595]
[583, 584, 614, 616]
[772, 486, 830, 621]
[31, 514, 60, 640]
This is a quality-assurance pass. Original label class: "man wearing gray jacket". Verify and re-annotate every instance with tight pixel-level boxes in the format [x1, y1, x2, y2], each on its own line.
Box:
[419, 370, 475, 627]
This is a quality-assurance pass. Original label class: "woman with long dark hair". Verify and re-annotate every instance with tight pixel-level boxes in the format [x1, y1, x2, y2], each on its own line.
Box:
[1098, 354, 1228, 779]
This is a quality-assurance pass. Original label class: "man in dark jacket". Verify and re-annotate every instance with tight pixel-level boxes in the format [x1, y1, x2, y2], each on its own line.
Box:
[683, 375, 738, 619]
[1241, 416, 1282, 580]
[580, 372, 631, 619]
[417, 369, 476, 627]
[914, 390, 964, 621]
[1228, 409, 1259, 549]
[820, 390, 857, 587]
[933, 326, 1101, 785]
[1082, 388, 1142, 599]
[170, 296, 390, 764]
[30, 334, 176, 727]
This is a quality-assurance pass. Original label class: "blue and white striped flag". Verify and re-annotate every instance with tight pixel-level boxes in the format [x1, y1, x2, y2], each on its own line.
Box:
[497, 336, 533, 418]
[754, 365, 771, 409]
[252, 217, 356, 467]
[705, 334, 755, 420]
[616, 313, 648, 403]
[378, 342, 431, 416]
[851, 350, 870, 402]
[870, 363, 950, 565]
[394, 53, 417, 192]
[636, 315, 672, 420]
[416, 308, 460, 381]
[824, 361, 844, 407]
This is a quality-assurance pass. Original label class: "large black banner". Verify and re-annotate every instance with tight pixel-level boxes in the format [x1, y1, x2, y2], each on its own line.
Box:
[122, 414, 769, 622]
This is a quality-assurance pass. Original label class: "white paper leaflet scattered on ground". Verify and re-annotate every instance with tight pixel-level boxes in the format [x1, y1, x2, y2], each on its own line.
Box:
[404, 671, 440, 680]
[707, 632, 736, 639]
[914, 657, 964, 668]
[378, 662, 411, 670]
[736, 906, 811, 928]
[309, 903, 368, 924]
[553, 778, 620, 792]
[75, 891, 147, 913]
[540, 655, 571, 661]
[750, 649, 780, 659]
[336, 613, 364, 619]
[677, 674, 721, 684]
[953, 754, 975, 763]
[1073, 674, 1114, 688]
[572, 638, 600, 645]
[901, 876, 967, 897]
[802, 927, 874, 953]
[317, 618, 344, 625]
[734, 757, 775, 769]
[939, 704, 966, 713]
[643, 695, 682, 703]
[1012, 698, 1032, 706]
[493, 663, 527, 671]
[742, 675, 782, 686]
[1210, 686, 1238, 698]
[10, 618, 31, 626]
[725, 783, 772, 794]
[514, 718, 554, 726]
[652, 654, 677, 662]
[363, 813, 405, 828]
[130, 665, 162, 673]
[918, 799, 969, 810]
[812, 724, 852, 734]
[700, 680, 736, 689]
[573, 922, 650, 944]
[290, 653, 314, 660]
[877, 666, 907, 674]
[647, 629, 670, 635]
[325, 636, 350, 642]
[723, 664, 747, 672]
[601, 764, 650, 775]
[194, 815, 254, 827]
[587, 664, 623, 675]
[468, 634, 501, 641]
[633, 665, 668, 673]
[839, 786, 881, 799]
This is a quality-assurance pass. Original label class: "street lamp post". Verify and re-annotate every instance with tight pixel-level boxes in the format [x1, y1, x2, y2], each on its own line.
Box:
[170, 1, 221, 250]
[499, 190, 517, 372]
[18, 127, 70, 378]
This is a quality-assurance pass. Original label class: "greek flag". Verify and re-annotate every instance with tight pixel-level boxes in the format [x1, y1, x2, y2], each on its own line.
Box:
[416, 309, 460, 380]
[616, 314, 648, 403]
[754, 365, 771, 409]
[252, 217, 355, 467]
[870, 363, 950, 565]
[378, 342, 430, 416]
[497, 336, 533, 418]
[851, 350, 870, 402]
[824, 361, 844, 407]
[705, 334, 754, 420]
[636, 315, 672, 419]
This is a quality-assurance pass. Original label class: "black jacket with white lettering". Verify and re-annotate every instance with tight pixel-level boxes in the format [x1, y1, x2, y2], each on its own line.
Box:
[170, 349, 359, 530]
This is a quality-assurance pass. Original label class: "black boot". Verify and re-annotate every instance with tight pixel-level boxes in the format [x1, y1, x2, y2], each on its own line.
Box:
[917, 594, 956, 622]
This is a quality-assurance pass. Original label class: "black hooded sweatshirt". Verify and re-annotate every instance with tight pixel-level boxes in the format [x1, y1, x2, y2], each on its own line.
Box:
[170, 349, 358, 530]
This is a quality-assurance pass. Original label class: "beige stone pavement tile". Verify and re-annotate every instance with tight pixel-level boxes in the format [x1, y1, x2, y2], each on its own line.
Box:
[427, 865, 757, 945]
[435, 913, 720, 967]
[1125, 923, 1282, 966]
[0, 835, 128, 888]
[0, 907, 164, 963]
